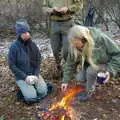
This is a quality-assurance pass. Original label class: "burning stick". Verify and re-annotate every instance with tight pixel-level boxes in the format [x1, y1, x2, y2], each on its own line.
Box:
[49, 87, 84, 120]
[38, 87, 84, 120]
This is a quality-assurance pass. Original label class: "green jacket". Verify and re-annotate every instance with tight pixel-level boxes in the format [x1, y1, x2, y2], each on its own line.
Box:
[63, 28, 120, 82]
[42, 0, 83, 21]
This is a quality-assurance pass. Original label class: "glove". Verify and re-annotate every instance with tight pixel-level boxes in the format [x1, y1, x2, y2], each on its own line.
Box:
[61, 83, 68, 92]
[32, 76, 38, 83]
[25, 75, 38, 85]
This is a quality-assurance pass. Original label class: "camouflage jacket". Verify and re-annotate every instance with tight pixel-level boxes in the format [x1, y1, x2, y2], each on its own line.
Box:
[63, 28, 120, 82]
[42, 0, 83, 21]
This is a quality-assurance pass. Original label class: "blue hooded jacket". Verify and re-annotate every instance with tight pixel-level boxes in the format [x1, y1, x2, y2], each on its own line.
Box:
[8, 20, 41, 81]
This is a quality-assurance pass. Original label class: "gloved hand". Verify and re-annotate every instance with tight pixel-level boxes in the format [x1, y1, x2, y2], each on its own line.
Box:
[25, 75, 38, 85]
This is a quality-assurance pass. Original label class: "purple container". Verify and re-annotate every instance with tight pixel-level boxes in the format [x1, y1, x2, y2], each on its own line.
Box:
[97, 72, 107, 84]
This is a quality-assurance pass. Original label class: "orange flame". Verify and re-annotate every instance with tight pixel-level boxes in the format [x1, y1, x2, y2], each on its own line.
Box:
[61, 115, 65, 120]
[49, 87, 84, 120]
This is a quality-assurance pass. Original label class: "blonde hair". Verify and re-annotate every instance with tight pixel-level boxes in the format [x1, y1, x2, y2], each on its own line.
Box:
[68, 25, 97, 69]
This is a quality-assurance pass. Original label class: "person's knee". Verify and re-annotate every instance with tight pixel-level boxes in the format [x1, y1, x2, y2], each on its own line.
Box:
[86, 66, 97, 91]
[23, 89, 37, 99]
[39, 84, 48, 95]
[36, 76, 48, 95]
[86, 66, 97, 76]
[16, 80, 37, 99]
[76, 73, 81, 81]
[75, 70, 86, 82]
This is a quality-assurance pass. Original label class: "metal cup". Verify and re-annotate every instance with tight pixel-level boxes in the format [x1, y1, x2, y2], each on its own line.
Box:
[97, 72, 107, 84]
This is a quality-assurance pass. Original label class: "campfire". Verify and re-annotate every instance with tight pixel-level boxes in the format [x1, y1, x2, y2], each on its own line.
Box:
[38, 87, 84, 120]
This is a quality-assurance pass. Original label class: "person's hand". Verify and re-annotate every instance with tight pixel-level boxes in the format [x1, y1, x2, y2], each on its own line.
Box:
[33, 76, 38, 82]
[59, 7, 68, 13]
[104, 71, 110, 83]
[61, 83, 68, 92]
[25, 75, 38, 85]
[53, 7, 60, 12]
[25, 76, 34, 85]
[46, 7, 57, 15]
[54, 7, 68, 13]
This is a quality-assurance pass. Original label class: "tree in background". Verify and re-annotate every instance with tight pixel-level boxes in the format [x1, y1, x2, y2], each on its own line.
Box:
[0, 0, 44, 25]
[84, 0, 120, 29]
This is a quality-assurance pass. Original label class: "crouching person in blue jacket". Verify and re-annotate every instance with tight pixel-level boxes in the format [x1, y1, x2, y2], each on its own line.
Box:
[8, 19, 48, 104]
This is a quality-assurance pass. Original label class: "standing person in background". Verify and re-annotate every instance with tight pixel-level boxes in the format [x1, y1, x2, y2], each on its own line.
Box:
[84, 8, 95, 27]
[8, 19, 48, 104]
[61, 25, 120, 101]
[42, 0, 83, 78]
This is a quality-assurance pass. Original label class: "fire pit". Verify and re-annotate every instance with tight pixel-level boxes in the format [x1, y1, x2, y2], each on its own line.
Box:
[37, 87, 84, 120]
[37, 108, 71, 120]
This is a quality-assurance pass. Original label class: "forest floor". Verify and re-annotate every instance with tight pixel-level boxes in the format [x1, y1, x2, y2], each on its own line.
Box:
[0, 23, 120, 120]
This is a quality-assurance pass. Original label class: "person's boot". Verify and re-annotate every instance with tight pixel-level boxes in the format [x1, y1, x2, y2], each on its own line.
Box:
[76, 87, 96, 102]
[56, 64, 63, 80]
[75, 91, 89, 102]
[16, 90, 24, 101]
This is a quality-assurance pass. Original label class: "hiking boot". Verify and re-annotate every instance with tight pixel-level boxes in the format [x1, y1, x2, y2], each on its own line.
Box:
[75, 91, 89, 102]
[16, 90, 24, 101]
[75, 88, 96, 102]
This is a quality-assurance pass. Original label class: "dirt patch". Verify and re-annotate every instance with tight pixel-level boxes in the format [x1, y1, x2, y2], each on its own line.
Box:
[0, 28, 120, 120]
[0, 59, 120, 120]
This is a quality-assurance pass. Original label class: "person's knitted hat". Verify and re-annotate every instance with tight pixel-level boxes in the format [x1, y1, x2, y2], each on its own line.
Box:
[15, 19, 30, 36]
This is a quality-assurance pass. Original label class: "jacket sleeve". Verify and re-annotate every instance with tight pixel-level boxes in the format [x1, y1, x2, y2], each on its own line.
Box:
[63, 55, 76, 83]
[8, 45, 27, 80]
[68, 0, 83, 13]
[34, 47, 41, 76]
[102, 33, 120, 76]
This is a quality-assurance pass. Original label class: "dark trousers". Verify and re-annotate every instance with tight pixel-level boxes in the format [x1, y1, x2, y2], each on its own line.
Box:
[50, 20, 74, 66]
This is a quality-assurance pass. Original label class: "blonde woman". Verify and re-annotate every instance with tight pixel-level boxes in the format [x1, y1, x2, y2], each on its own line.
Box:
[61, 25, 120, 101]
